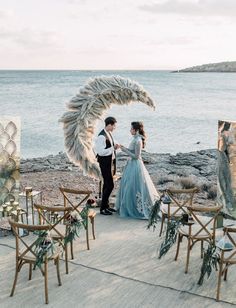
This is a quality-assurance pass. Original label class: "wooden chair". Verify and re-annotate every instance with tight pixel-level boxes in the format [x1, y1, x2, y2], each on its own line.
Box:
[34, 203, 74, 274]
[175, 204, 222, 273]
[59, 187, 96, 250]
[159, 187, 199, 236]
[216, 226, 236, 301]
[8, 219, 61, 304]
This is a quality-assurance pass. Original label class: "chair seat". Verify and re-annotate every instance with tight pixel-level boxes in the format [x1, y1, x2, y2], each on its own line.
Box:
[223, 249, 236, 264]
[160, 203, 184, 217]
[50, 224, 66, 239]
[19, 250, 37, 262]
[179, 224, 212, 239]
[179, 214, 215, 237]
[19, 249, 60, 262]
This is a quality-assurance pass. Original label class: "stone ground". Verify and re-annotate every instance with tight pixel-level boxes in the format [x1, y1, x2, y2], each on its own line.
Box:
[20, 149, 218, 207]
[0, 149, 232, 307]
[0, 212, 236, 308]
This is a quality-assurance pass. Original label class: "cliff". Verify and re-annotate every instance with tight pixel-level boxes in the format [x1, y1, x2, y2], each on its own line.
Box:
[173, 61, 236, 73]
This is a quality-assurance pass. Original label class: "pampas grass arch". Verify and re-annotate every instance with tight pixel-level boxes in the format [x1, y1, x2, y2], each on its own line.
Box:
[60, 75, 156, 179]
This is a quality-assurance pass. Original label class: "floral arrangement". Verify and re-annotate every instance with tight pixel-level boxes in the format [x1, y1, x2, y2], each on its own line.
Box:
[33, 231, 54, 268]
[86, 198, 96, 207]
[63, 200, 93, 244]
[64, 211, 83, 245]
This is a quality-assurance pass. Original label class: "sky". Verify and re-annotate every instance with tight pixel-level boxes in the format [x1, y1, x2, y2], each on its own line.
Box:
[0, 0, 236, 70]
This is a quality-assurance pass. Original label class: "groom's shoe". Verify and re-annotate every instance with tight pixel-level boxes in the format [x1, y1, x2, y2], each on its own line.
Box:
[107, 207, 117, 213]
[100, 209, 113, 215]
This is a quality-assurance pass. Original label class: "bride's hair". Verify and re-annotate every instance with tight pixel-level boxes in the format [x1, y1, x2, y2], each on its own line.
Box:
[131, 121, 146, 148]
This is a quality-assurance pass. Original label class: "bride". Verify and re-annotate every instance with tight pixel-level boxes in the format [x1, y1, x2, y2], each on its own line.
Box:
[115, 121, 159, 219]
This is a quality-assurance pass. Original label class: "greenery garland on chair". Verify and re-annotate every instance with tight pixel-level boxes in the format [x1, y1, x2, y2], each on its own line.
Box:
[64, 200, 92, 245]
[147, 193, 187, 258]
[197, 243, 220, 285]
[80, 205, 90, 229]
[159, 218, 183, 259]
[197, 235, 234, 285]
[147, 198, 162, 230]
[64, 211, 83, 245]
[33, 231, 54, 268]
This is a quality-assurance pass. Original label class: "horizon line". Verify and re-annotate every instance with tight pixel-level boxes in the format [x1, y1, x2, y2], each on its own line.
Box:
[0, 68, 174, 71]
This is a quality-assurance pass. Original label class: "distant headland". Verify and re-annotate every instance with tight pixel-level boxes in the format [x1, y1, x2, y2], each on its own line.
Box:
[173, 61, 236, 73]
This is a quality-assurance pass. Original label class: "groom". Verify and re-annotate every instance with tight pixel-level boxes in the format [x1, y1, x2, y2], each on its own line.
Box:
[95, 117, 119, 215]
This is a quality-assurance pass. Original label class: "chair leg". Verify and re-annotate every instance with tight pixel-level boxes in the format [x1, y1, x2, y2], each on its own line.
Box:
[44, 259, 49, 304]
[18, 260, 24, 272]
[65, 244, 69, 274]
[201, 241, 204, 259]
[70, 241, 74, 260]
[224, 265, 228, 281]
[216, 257, 224, 301]
[29, 263, 32, 280]
[10, 261, 20, 297]
[159, 215, 165, 237]
[56, 258, 62, 286]
[91, 217, 96, 240]
[185, 238, 191, 274]
[86, 225, 90, 250]
[174, 234, 181, 261]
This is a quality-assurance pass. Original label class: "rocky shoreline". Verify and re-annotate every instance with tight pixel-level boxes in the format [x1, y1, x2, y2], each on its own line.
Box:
[20, 149, 217, 205]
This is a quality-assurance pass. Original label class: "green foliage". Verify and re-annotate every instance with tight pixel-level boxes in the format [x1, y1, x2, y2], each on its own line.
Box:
[64, 220, 83, 245]
[158, 219, 181, 259]
[80, 206, 89, 229]
[33, 231, 54, 269]
[197, 243, 220, 286]
[219, 211, 236, 221]
[147, 199, 161, 230]
[64, 204, 90, 245]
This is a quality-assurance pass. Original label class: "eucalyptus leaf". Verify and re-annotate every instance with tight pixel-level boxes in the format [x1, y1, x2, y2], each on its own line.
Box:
[198, 243, 220, 286]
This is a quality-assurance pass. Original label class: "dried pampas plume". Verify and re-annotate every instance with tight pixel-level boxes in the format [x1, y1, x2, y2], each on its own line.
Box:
[59, 75, 156, 179]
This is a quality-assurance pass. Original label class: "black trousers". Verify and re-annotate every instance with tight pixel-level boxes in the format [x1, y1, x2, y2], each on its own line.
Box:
[98, 156, 115, 210]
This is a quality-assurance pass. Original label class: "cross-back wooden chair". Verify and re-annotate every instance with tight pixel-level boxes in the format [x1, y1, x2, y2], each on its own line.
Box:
[159, 187, 199, 236]
[34, 203, 74, 274]
[8, 219, 61, 304]
[59, 187, 96, 250]
[175, 204, 222, 273]
[216, 226, 236, 301]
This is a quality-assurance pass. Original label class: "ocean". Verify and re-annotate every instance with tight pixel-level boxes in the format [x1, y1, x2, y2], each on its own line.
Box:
[1, 70, 236, 158]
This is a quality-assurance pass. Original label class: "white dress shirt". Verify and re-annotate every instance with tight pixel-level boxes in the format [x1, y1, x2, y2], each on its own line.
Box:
[94, 129, 115, 158]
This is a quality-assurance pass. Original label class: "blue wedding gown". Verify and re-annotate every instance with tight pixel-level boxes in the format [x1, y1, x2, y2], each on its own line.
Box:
[115, 134, 160, 219]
